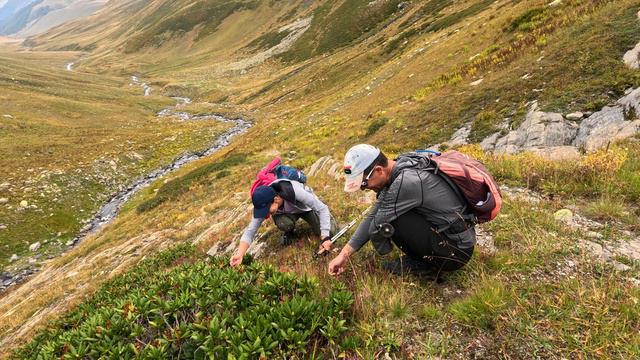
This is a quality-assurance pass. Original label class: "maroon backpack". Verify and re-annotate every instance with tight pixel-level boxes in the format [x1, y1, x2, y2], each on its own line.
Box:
[419, 150, 502, 223]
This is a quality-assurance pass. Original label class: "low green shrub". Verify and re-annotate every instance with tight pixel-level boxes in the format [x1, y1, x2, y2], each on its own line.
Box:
[366, 117, 389, 136]
[15, 247, 353, 359]
[506, 7, 547, 33]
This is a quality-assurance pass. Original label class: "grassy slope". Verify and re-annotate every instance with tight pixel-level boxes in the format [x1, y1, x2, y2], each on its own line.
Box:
[1, 0, 640, 358]
[0, 47, 233, 268]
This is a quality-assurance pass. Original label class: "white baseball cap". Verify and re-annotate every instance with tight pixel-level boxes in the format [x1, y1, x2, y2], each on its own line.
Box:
[343, 144, 381, 192]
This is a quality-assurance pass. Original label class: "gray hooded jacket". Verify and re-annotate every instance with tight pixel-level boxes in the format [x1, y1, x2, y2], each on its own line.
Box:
[346, 152, 476, 254]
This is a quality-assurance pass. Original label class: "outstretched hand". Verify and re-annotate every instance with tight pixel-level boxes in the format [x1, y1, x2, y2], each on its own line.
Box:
[229, 253, 243, 267]
[328, 253, 348, 276]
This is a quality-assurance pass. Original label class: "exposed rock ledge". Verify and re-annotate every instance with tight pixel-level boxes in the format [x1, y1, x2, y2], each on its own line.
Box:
[478, 88, 640, 159]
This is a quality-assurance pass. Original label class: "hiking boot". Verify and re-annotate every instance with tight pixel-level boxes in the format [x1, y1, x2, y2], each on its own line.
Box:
[383, 255, 441, 280]
[279, 231, 297, 247]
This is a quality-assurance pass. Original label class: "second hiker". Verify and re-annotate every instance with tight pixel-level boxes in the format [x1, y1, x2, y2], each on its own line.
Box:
[230, 156, 337, 266]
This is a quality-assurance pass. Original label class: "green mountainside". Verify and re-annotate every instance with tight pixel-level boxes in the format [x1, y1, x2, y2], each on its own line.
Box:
[1, 0, 639, 358]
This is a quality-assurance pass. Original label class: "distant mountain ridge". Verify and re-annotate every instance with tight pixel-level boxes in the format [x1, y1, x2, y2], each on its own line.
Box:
[0, 0, 106, 37]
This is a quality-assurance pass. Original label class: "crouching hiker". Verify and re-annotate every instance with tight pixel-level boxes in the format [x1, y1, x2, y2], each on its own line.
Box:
[328, 144, 501, 278]
[230, 158, 337, 266]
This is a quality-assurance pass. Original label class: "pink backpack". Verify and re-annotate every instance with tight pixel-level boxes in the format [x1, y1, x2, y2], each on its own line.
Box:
[423, 150, 502, 223]
[249, 156, 280, 197]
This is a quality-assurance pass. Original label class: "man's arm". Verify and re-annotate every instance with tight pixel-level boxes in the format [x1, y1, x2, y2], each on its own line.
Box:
[328, 243, 356, 275]
[345, 205, 377, 251]
[231, 217, 264, 266]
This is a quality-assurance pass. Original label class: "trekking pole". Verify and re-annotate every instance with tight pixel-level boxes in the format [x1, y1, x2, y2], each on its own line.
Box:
[314, 205, 373, 258]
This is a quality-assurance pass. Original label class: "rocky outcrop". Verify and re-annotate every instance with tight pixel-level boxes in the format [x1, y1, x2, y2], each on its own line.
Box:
[492, 103, 578, 153]
[446, 123, 472, 148]
[574, 88, 640, 151]
[481, 88, 640, 157]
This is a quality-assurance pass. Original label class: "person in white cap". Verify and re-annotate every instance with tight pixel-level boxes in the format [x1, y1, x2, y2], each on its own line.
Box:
[328, 144, 476, 278]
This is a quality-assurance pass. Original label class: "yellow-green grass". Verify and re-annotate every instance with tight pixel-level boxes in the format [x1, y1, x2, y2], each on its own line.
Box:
[7, 144, 639, 358]
[2, 0, 640, 357]
[0, 48, 233, 268]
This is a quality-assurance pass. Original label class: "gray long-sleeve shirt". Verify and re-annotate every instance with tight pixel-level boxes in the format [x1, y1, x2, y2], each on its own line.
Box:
[240, 180, 332, 244]
[347, 153, 476, 254]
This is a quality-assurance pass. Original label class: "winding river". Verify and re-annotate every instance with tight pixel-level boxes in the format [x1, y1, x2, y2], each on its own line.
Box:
[0, 76, 251, 293]
[72, 79, 251, 245]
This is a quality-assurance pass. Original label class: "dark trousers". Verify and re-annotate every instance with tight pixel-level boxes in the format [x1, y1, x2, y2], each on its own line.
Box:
[391, 211, 474, 271]
[273, 211, 337, 237]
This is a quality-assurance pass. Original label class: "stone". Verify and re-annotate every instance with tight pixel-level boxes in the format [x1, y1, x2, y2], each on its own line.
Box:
[612, 261, 631, 272]
[9, 254, 18, 262]
[586, 231, 603, 239]
[617, 87, 640, 114]
[19, 200, 28, 207]
[573, 106, 640, 151]
[554, 209, 574, 223]
[470, 78, 484, 86]
[493, 107, 578, 153]
[579, 240, 603, 258]
[308, 156, 331, 177]
[0, 198, 8, 204]
[206, 243, 221, 257]
[565, 112, 584, 121]
[248, 241, 267, 258]
[623, 43, 640, 69]
[0, 225, 6, 230]
[29, 242, 41, 252]
[446, 123, 471, 147]
[480, 132, 501, 151]
[548, 0, 562, 6]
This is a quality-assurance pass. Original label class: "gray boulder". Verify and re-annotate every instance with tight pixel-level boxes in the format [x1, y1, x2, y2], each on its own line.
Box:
[565, 112, 584, 121]
[493, 106, 578, 153]
[483, 88, 640, 157]
[29, 242, 41, 252]
[480, 132, 501, 151]
[617, 87, 640, 113]
[446, 123, 471, 147]
[624, 43, 640, 69]
[573, 106, 640, 152]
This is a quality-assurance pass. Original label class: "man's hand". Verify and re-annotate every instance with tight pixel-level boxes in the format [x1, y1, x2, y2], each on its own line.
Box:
[320, 237, 333, 251]
[229, 253, 243, 267]
[230, 241, 250, 267]
[328, 253, 348, 276]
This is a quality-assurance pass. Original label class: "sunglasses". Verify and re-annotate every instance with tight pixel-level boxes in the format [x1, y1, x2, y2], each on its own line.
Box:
[360, 164, 377, 189]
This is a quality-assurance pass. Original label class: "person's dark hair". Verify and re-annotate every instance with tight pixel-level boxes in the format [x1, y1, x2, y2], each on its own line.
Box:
[364, 151, 388, 174]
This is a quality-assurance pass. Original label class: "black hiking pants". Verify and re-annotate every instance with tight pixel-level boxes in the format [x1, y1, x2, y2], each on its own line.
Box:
[273, 211, 338, 237]
[390, 210, 474, 272]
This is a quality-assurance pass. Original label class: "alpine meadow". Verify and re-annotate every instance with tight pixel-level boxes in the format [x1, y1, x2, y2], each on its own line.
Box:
[0, 0, 639, 358]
